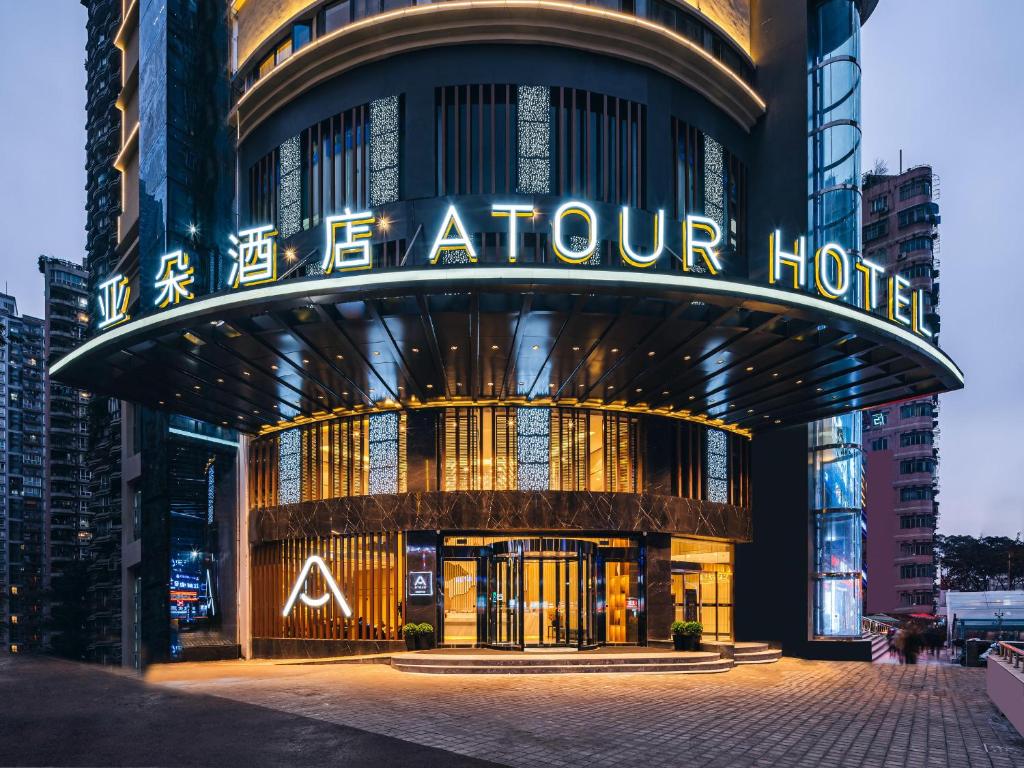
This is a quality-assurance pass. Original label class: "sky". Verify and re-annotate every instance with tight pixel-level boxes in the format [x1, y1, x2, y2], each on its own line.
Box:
[0, 1, 1021, 537]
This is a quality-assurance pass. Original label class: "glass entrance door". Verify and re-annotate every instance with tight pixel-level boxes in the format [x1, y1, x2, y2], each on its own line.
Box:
[486, 539, 595, 649]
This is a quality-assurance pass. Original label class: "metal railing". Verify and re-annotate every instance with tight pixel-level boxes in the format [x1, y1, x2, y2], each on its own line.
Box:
[862, 617, 892, 635]
[995, 641, 1024, 670]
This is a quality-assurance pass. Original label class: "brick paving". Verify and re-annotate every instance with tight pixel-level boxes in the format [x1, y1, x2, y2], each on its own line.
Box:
[148, 656, 1024, 768]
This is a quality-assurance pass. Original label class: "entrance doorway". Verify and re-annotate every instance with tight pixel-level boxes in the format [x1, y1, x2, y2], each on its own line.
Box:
[439, 535, 642, 649]
[487, 539, 595, 649]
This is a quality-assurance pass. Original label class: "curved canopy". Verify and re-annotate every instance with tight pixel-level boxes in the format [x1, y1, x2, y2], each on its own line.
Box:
[52, 267, 962, 435]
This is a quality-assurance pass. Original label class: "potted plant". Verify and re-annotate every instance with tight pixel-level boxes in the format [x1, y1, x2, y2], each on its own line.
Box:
[682, 621, 703, 651]
[402, 623, 418, 651]
[670, 621, 688, 651]
[416, 622, 435, 650]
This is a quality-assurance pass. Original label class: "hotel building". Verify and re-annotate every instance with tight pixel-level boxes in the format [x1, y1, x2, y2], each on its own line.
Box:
[62, 0, 962, 665]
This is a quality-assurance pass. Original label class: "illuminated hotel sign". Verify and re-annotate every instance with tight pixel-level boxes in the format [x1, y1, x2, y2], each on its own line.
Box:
[407, 571, 434, 597]
[98, 200, 936, 341]
[282, 555, 353, 617]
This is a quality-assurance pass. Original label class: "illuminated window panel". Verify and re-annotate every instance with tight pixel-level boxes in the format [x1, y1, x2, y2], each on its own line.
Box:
[517, 85, 551, 194]
[705, 427, 729, 503]
[277, 135, 301, 238]
[277, 428, 300, 505]
[368, 412, 399, 494]
[369, 95, 400, 206]
[516, 407, 550, 490]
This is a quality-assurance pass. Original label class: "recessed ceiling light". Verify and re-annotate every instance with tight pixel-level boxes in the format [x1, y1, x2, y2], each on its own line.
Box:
[647, 351, 655, 357]
[487, 382, 494, 386]
[175, 393, 182, 398]
[578, 383, 585, 388]
[531, 344, 539, 351]
[611, 348, 619, 353]
[688, 395, 695, 401]
[193, 385, 200, 390]
[426, 384, 433, 389]
[373, 351, 381, 357]
[661, 391, 669, 396]
[271, 364, 278, 370]
[243, 371, 251, 376]
[607, 385, 614, 390]
[774, 419, 782, 424]
[336, 354, 344, 360]
[772, 372, 779, 378]
[816, 387, 823, 392]
[716, 359, 725, 365]
[491, 344, 499, 350]
[303, 359, 310, 364]
[572, 346, 580, 352]
[635, 388, 643, 393]
[450, 345, 458, 351]
[747, 409, 754, 413]
[683, 355, 691, 361]
[411, 348, 419, 354]
[745, 366, 754, 372]
[796, 379, 803, 385]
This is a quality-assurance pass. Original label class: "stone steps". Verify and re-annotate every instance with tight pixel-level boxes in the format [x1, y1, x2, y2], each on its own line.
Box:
[391, 654, 734, 675]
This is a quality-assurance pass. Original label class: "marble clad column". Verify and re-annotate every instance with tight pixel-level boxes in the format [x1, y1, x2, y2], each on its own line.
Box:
[646, 533, 673, 642]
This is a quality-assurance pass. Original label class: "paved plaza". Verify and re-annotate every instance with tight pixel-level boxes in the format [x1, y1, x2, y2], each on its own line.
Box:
[3, 654, 1024, 767]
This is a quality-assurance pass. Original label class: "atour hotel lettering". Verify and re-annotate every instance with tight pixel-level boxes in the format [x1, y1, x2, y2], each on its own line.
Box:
[95, 201, 934, 340]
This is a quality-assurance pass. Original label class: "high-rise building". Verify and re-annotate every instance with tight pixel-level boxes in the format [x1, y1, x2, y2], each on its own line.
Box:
[862, 165, 942, 617]
[38, 256, 91, 655]
[0, 295, 47, 654]
[57, 0, 964, 667]
[81, 0, 124, 664]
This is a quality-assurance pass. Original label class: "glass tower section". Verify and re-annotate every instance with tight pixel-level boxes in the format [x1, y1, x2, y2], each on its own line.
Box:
[808, 0, 864, 638]
[809, 414, 864, 637]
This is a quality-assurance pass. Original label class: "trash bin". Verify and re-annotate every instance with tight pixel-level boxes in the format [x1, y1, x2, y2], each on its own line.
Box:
[964, 638, 990, 667]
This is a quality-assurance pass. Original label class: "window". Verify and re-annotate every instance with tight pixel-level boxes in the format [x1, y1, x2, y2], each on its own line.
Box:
[863, 220, 888, 242]
[292, 22, 311, 52]
[900, 430, 933, 446]
[899, 235, 932, 254]
[436, 85, 518, 196]
[247, 97, 403, 231]
[898, 203, 938, 229]
[900, 541, 932, 556]
[899, 176, 931, 201]
[900, 563, 934, 579]
[870, 438, 888, 451]
[275, 38, 293, 65]
[900, 402, 933, 418]
[900, 263, 933, 280]
[900, 514, 935, 529]
[673, 119, 746, 268]
[552, 87, 645, 207]
[900, 485, 933, 502]
[258, 52, 274, 78]
[900, 458, 935, 475]
[869, 195, 888, 213]
[323, 0, 351, 32]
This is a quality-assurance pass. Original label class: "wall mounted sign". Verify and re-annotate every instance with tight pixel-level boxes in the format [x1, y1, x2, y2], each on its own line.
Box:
[407, 571, 434, 597]
[282, 554, 352, 617]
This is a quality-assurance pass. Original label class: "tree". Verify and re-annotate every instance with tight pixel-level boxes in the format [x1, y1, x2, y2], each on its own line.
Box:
[935, 534, 1024, 591]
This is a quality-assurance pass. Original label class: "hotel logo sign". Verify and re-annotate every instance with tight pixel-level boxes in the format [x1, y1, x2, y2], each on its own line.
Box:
[407, 571, 434, 597]
[96, 198, 937, 343]
[282, 555, 352, 617]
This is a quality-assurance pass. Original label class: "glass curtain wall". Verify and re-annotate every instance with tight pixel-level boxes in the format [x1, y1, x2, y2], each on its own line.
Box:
[808, 0, 862, 301]
[809, 414, 864, 637]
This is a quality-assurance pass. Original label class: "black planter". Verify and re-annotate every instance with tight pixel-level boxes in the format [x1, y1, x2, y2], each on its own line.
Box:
[683, 635, 700, 651]
[404, 634, 417, 651]
[673, 634, 686, 651]
[415, 632, 435, 650]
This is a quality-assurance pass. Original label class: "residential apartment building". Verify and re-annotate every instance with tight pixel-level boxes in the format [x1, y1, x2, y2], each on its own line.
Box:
[39, 256, 91, 653]
[0, 295, 47, 653]
[862, 166, 942, 616]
